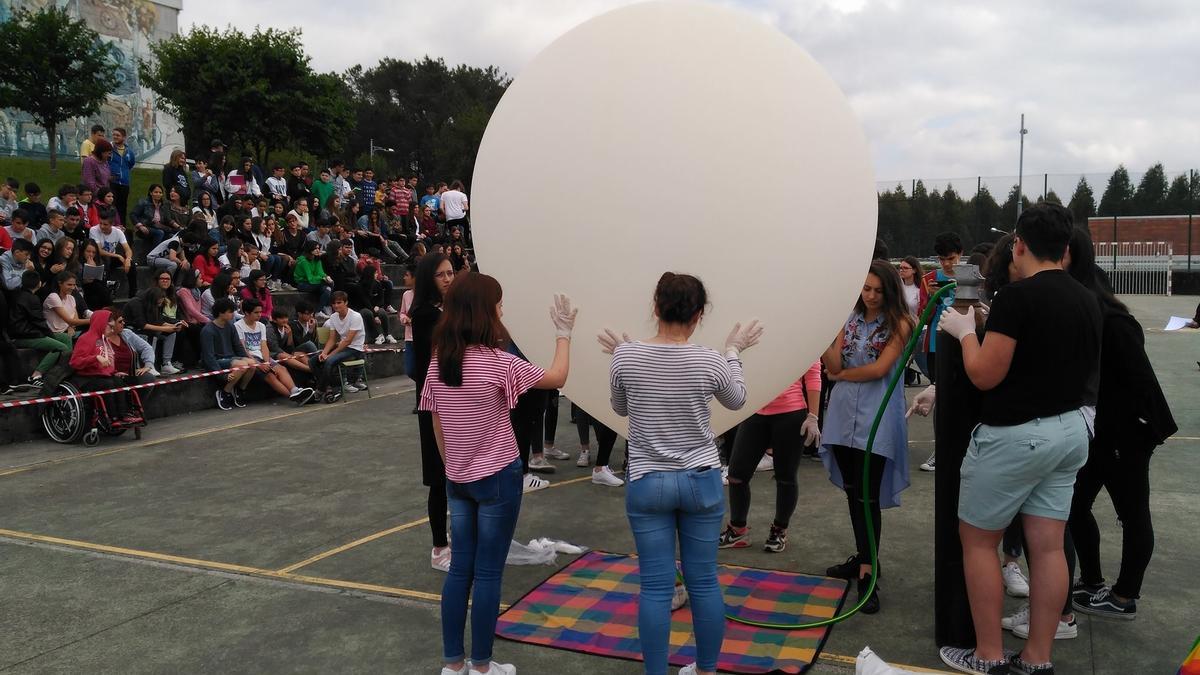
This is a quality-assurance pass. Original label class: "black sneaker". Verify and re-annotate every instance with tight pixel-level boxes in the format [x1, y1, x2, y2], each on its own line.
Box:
[1070, 581, 1106, 607]
[939, 647, 1011, 674]
[763, 524, 787, 553]
[325, 388, 342, 403]
[826, 554, 861, 579]
[215, 390, 233, 411]
[857, 574, 880, 614]
[717, 524, 750, 549]
[289, 387, 316, 405]
[26, 374, 44, 389]
[1073, 586, 1136, 620]
[232, 388, 246, 408]
[1009, 654, 1054, 675]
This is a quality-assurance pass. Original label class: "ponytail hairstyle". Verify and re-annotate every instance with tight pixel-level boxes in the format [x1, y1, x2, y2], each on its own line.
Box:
[433, 272, 509, 387]
[653, 272, 709, 325]
[856, 259, 914, 340]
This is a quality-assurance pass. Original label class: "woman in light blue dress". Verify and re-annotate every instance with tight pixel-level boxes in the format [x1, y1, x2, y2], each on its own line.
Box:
[819, 259, 914, 613]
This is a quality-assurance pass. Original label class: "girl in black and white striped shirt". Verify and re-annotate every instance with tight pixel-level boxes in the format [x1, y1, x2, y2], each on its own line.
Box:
[603, 272, 762, 675]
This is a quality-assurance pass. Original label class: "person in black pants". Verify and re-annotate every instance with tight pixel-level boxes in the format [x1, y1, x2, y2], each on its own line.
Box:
[572, 402, 624, 486]
[410, 252, 455, 572]
[1067, 263, 1176, 620]
[512, 380, 550, 492]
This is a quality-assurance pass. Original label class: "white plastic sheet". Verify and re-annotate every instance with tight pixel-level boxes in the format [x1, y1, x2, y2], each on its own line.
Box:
[506, 538, 588, 566]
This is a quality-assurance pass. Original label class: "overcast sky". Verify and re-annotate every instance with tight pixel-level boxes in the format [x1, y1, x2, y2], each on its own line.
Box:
[180, 0, 1198, 185]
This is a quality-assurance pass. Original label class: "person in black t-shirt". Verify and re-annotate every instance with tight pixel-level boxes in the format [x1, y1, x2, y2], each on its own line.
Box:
[937, 203, 1101, 675]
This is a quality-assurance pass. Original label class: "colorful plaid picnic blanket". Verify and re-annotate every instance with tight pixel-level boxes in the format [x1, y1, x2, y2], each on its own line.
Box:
[496, 551, 849, 674]
[1180, 634, 1200, 675]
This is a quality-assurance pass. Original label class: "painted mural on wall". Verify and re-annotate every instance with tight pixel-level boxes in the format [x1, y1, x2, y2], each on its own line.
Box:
[0, 0, 183, 164]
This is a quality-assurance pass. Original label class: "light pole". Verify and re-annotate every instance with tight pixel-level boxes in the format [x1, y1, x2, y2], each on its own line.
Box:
[1016, 114, 1028, 216]
[368, 138, 394, 162]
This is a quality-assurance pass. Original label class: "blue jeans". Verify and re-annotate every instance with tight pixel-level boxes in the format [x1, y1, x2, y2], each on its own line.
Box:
[403, 340, 415, 380]
[442, 458, 523, 664]
[626, 467, 726, 674]
[318, 348, 362, 389]
[297, 282, 332, 310]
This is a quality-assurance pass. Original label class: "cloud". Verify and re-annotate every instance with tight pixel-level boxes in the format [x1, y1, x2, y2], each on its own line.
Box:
[179, 0, 1199, 183]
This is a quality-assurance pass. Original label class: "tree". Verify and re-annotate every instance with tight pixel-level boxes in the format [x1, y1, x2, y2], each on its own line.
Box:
[1001, 184, 1032, 226]
[0, 7, 118, 171]
[1097, 165, 1135, 216]
[344, 57, 509, 183]
[971, 184, 1003, 242]
[1163, 171, 1198, 215]
[1067, 176, 1096, 226]
[1133, 163, 1168, 215]
[139, 26, 353, 165]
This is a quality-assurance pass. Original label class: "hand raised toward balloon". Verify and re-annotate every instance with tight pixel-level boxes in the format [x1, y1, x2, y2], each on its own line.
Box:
[597, 328, 632, 355]
[724, 319, 764, 358]
[549, 294, 577, 338]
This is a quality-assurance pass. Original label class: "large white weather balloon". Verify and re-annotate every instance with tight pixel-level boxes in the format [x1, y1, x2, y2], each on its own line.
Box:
[472, 1, 877, 435]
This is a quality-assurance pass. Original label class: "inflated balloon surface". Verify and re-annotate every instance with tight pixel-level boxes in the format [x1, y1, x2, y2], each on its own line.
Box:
[472, 1, 877, 435]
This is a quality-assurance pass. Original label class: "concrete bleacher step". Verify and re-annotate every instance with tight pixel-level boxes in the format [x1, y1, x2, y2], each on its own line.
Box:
[0, 347, 407, 447]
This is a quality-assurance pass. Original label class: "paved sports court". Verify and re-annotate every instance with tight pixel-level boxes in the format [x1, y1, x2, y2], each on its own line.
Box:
[0, 297, 1196, 674]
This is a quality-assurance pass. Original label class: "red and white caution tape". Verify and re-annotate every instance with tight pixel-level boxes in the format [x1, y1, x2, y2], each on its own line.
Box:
[0, 345, 403, 410]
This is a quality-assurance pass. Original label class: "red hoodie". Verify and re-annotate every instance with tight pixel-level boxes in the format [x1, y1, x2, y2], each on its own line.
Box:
[70, 309, 117, 376]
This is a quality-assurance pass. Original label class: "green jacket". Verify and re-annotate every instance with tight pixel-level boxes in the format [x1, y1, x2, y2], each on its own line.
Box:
[294, 255, 326, 285]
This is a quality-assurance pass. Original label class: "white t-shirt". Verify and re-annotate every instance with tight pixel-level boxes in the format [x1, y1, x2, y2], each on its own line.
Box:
[89, 225, 128, 254]
[326, 309, 366, 352]
[234, 318, 268, 361]
[441, 190, 468, 220]
[43, 292, 85, 333]
[147, 234, 182, 260]
[903, 283, 920, 316]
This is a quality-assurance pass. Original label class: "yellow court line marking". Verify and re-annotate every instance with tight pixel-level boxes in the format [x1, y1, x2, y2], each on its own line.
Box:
[0, 526, 959, 671]
[277, 517, 432, 574]
[0, 389, 405, 478]
[277, 473, 597, 574]
[0, 527, 446, 605]
[1167, 436, 1200, 441]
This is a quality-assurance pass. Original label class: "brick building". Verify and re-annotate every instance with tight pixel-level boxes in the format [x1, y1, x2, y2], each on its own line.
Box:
[1088, 215, 1198, 257]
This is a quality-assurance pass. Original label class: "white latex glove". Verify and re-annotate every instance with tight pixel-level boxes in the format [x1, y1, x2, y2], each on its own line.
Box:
[597, 328, 631, 355]
[549, 294, 577, 338]
[939, 306, 977, 341]
[906, 384, 936, 418]
[724, 319, 764, 358]
[801, 412, 821, 448]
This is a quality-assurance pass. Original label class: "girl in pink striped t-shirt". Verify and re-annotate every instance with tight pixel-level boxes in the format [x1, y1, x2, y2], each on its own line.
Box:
[420, 272, 576, 675]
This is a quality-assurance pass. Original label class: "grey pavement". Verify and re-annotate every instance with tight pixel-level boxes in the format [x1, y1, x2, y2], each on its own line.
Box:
[0, 295, 1197, 674]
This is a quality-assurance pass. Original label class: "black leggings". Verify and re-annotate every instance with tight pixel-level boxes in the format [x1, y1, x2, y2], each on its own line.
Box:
[1068, 439, 1154, 599]
[512, 388, 547, 474]
[832, 445, 885, 564]
[727, 411, 805, 529]
[543, 389, 560, 444]
[417, 408, 448, 549]
[74, 375, 129, 419]
[572, 403, 618, 468]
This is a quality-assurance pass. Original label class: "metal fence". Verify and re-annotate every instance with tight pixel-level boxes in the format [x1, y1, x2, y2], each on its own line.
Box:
[1094, 241, 1172, 295]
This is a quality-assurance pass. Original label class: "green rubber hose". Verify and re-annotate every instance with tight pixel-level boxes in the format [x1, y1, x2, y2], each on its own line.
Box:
[713, 280, 959, 630]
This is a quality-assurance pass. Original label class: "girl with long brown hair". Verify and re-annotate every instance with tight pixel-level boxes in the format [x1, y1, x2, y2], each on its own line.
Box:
[819, 259, 915, 614]
[420, 271, 575, 675]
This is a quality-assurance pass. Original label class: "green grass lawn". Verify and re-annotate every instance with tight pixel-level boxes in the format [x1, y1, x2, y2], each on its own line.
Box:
[0, 156, 161, 203]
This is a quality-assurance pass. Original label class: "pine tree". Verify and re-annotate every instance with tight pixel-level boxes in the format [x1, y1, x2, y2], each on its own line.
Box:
[1097, 165, 1135, 216]
[1133, 163, 1169, 215]
[1068, 176, 1096, 226]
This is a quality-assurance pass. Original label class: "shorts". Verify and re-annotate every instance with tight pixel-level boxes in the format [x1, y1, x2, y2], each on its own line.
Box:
[958, 411, 1089, 531]
[216, 357, 234, 370]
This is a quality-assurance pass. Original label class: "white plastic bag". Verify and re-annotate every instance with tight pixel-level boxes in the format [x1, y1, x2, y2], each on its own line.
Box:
[505, 538, 589, 565]
[855, 647, 925, 675]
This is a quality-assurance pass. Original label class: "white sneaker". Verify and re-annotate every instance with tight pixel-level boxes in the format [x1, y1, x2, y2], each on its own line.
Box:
[720, 465, 729, 486]
[576, 448, 591, 467]
[145, 368, 161, 378]
[543, 446, 570, 460]
[374, 334, 386, 345]
[281, 282, 297, 291]
[1002, 561, 1030, 598]
[470, 663, 515, 675]
[1012, 615, 1078, 640]
[527, 455, 556, 473]
[1001, 603, 1030, 631]
[671, 583, 689, 610]
[160, 364, 181, 376]
[343, 382, 362, 393]
[756, 454, 774, 472]
[678, 664, 700, 675]
[386, 305, 399, 314]
[522, 474, 550, 493]
[431, 546, 451, 573]
[919, 454, 936, 472]
[385, 334, 398, 344]
[439, 663, 468, 675]
[591, 466, 624, 487]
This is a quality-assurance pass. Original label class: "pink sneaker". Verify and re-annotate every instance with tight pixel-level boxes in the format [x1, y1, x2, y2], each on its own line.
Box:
[431, 546, 451, 572]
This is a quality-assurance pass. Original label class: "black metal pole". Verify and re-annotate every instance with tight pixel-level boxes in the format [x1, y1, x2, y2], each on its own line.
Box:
[1112, 215, 1118, 271]
[1189, 169, 1195, 272]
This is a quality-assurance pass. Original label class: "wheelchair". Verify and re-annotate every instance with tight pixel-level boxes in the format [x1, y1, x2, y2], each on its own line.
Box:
[41, 380, 146, 446]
